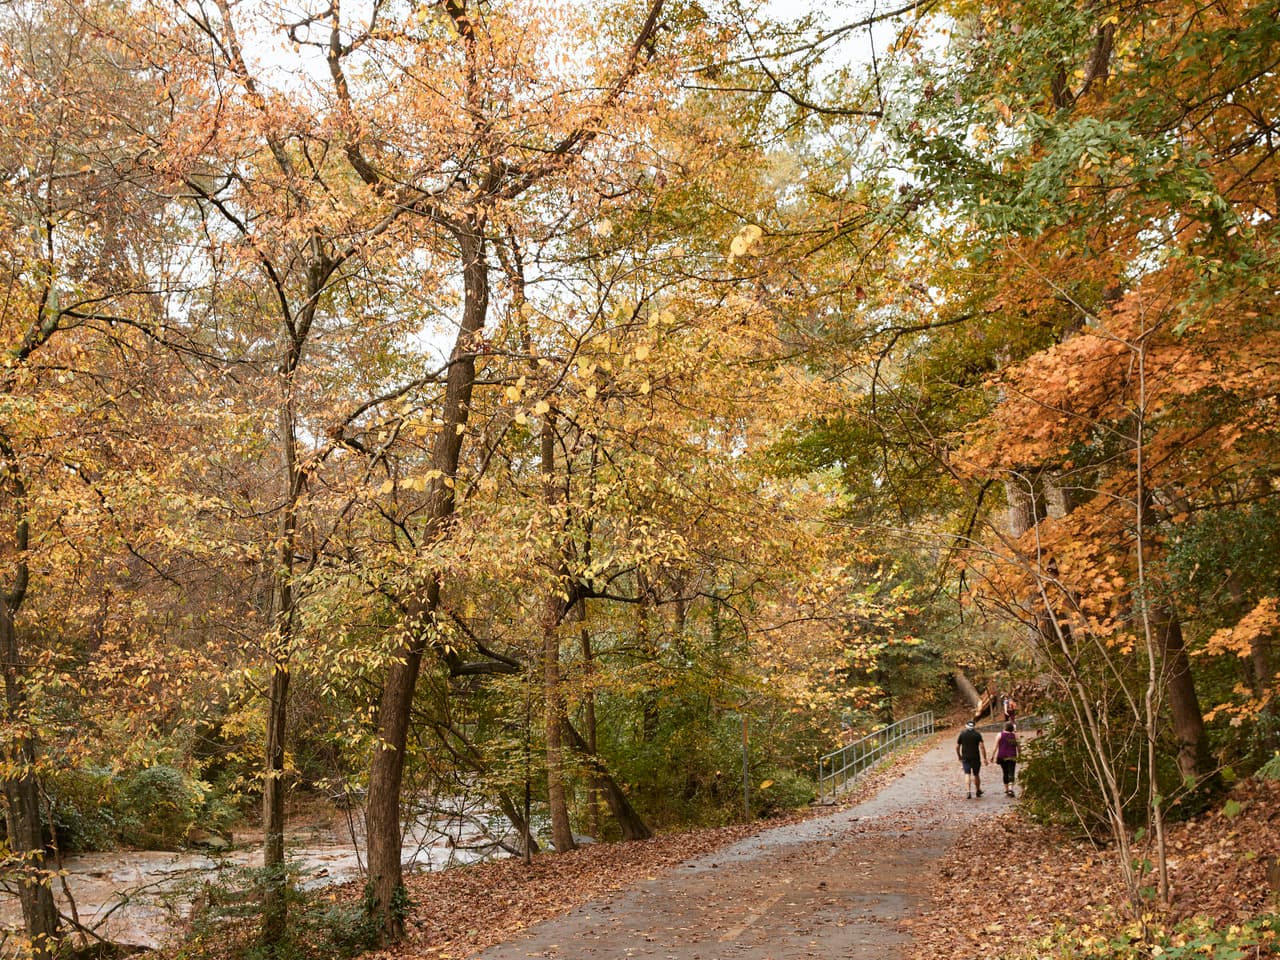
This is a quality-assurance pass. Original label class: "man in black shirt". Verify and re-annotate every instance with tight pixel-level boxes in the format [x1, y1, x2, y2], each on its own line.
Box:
[956, 720, 988, 798]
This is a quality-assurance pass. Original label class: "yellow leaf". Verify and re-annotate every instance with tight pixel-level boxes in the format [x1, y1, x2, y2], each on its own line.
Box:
[634, 344, 651, 361]
[728, 223, 763, 258]
[533, 400, 550, 415]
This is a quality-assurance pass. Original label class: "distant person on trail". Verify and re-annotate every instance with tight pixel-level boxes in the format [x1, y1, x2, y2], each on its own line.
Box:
[1003, 696, 1018, 727]
[956, 720, 987, 798]
[991, 721, 1019, 797]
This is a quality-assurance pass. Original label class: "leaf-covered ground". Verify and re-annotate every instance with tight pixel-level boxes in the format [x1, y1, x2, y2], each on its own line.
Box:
[356, 747, 1280, 960]
[908, 776, 1280, 959]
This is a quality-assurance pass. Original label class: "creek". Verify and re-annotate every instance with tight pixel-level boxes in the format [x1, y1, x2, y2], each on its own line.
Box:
[0, 804, 513, 952]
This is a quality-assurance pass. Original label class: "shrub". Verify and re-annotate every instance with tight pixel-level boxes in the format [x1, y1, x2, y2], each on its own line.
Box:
[1027, 913, 1280, 959]
[754, 770, 815, 817]
[166, 865, 384, 960]
[1018, 711, 1211, 838]
[42, 764, 237, 853]
[47, 766, 121, 853]
[119, 765, 205, 849]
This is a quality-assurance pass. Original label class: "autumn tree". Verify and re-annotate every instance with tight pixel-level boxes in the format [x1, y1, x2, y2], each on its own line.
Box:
[459, 54, 916, 832]
[240, 0, 685, 935]
[819, 0, 1280, 913]
[0, 2, 208, 952]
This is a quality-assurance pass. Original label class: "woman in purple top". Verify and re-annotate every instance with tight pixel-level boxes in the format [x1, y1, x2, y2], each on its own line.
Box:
[992, 722, 1019, 796]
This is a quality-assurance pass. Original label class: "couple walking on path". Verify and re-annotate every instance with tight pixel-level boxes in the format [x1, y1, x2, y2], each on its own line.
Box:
[956, 719, 1019, 798]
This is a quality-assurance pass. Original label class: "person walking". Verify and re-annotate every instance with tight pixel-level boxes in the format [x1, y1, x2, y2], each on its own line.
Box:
[1002, 696, 1019, 727]
[992, 721, 1019, 796]
[956, 720, 987, 798]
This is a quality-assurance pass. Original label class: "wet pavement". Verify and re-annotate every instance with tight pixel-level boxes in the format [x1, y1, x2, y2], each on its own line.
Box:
[473, 728, 1005, 960]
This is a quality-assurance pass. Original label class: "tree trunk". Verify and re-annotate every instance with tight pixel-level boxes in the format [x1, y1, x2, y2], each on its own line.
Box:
[1, 761, 58, 960]
[261, 384, 301, 948]
[635, 579, 658, 743]
[540, 413, 576, 854]
[365, 225, 488, 938]
[1044, 470, 1076, 519]
[260, 657, 290, 944]
[1152, 607, 1212, 784]
[543, 612, 575, 852]
[562, 719, 652, 841]
[1005, 473, 1037, 538]
[580, 621, 602, 839]
[0, 459, 59, 959]
[953, 670, 982, 714]
[366, 588, 430, 933]
[1249, 630, 1276, 747]
[1005, 473, 1053, 660]
[365, 606, 425, 934]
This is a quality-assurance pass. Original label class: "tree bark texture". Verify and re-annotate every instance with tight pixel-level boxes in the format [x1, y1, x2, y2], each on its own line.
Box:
[1005, 474, 1037, 539]
[1152, 607, 1213, 784]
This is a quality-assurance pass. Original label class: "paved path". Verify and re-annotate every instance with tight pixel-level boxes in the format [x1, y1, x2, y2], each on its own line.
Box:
[474, 729, 1008, 960]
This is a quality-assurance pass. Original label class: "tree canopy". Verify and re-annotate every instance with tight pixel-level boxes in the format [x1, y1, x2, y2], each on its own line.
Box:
[0, 0, 1276, 955]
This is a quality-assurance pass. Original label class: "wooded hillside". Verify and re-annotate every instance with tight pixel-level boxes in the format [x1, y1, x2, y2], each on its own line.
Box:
[0, 0, 1275, 957]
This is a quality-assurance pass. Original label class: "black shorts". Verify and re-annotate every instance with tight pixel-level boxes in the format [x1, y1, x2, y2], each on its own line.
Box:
[961, 757, 982, 775]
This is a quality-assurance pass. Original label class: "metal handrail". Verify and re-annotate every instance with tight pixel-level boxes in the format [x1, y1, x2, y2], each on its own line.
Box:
[816, 710, 935, 803]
